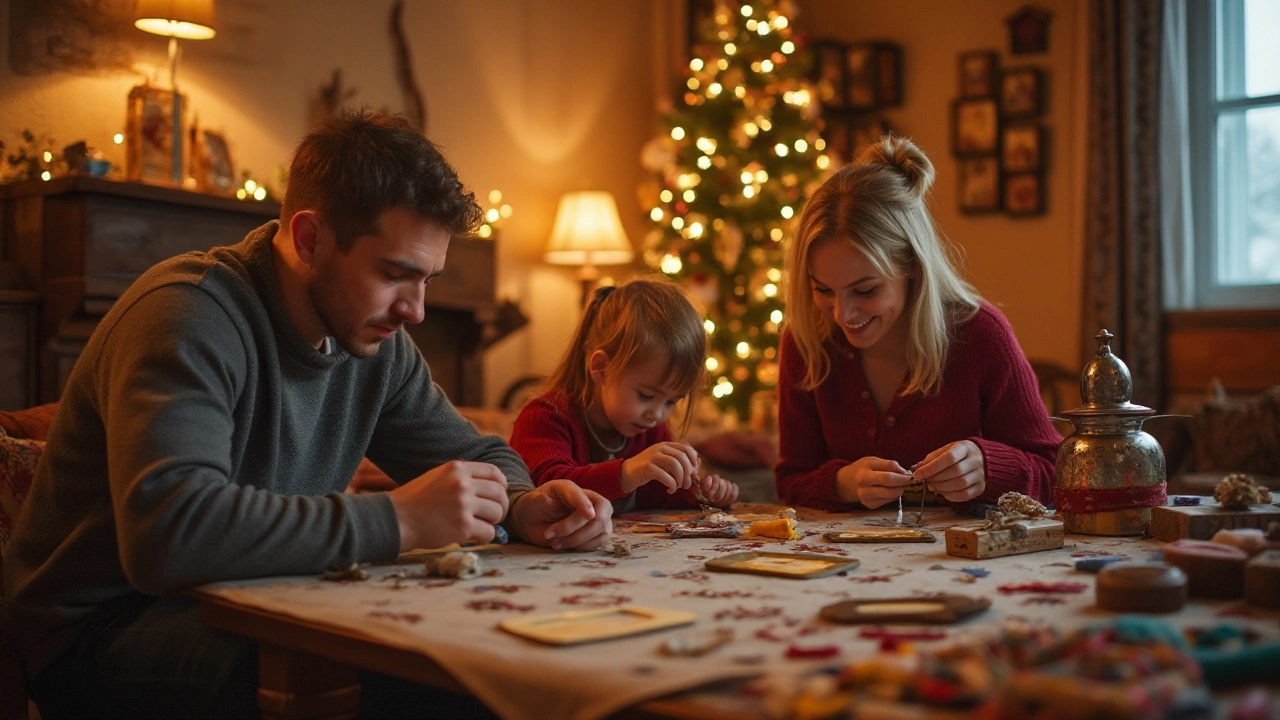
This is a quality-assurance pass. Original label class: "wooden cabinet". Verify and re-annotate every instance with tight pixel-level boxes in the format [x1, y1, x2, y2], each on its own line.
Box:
[0, 177, 521, 407]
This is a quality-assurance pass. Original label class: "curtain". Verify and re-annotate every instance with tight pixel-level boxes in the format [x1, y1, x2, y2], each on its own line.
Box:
[1160, 0, 1196, 311]
[1082, 0, 1165, 410]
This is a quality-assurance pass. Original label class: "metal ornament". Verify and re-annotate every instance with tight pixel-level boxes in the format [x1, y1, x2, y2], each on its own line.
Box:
[1053, 330, 1168, 536]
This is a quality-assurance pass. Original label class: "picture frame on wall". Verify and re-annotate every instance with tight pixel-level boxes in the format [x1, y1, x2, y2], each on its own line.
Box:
[812, 40, 848, 110]
[822, 118, 852, 165]
[952, 97, 999, 156]
[194, 129, 236, 195]
[958, 156, 1001, 214]
[1006, 5, 1052, 55]
[125, 83, 188, 185]
[1001, 123, 1042, 173]
[1004, 172, 1045, 215]
[1000, 67, 1044, 118]
[846, 43, 878, 110]
[958, 51, 998, 98]
[874, 43, 903, 106]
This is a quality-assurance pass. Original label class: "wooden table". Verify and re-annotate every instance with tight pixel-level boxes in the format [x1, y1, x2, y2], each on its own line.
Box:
[192, 506, 1280, 720]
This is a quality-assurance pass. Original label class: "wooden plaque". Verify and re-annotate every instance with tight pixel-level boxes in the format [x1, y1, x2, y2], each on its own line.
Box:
[705, 551, 860, 579]
[499, 606, 695, 646]
[824, 528, 937, 543]
[1150, 503, 1280, 542]
[821, 594, 990, 624]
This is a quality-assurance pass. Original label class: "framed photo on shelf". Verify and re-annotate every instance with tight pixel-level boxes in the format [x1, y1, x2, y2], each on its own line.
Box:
[958, 51, 998, 98]
[952, 97, 999, 156]
[125, 83, 188, 185]
[193, 129, 236, 195]
[1001, 123, 1042, 173]
[1001, 67, 1044, 117]
[846, 43, 877, 110]
[812, 40, 848, 110]
[958, 156, 1001, 214]
[1004, 172, 1045, 215]
[874, 43, 903, 106]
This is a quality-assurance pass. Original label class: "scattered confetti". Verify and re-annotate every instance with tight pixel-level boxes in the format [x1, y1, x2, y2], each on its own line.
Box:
[323, 564, 368, 582]
[470, 585, 529, 594]
[465, 599, 534, 612]
[785, 644, 840, 659]
[367, 611, 422, 623]
[716, 605, 784, 621]
[1022, 596, 1066, 605]
[997, 582, 1088, 595]
[959, 567, 990, 578]
[858, 628, 946, 642]
[560, 594, 630, 607]
[564, 577, 630, 588]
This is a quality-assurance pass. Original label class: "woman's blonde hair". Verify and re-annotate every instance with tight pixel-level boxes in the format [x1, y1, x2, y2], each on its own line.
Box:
[546, 277, 707, 434]
[784, 135, 981, 396]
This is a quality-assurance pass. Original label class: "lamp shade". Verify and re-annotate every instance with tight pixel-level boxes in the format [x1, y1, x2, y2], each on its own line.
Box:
[544, 191, 634, 267]
[134, 0, 217, 40]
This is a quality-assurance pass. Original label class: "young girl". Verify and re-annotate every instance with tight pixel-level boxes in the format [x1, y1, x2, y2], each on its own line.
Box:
[776, 136, 1060, 512]
[510, 279, 739, 514]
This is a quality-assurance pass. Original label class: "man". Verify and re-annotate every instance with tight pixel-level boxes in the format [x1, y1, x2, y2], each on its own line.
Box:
[2, 110, 613, 718]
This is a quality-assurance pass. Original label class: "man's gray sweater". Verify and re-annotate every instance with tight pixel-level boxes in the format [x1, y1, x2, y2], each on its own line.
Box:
[2, 221, 532, 678]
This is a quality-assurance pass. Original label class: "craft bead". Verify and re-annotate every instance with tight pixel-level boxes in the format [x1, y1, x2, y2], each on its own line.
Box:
[1244, 549, 1280, 609]
[1095, 562, 1188, 613]
[1161, 539, 1248, 599]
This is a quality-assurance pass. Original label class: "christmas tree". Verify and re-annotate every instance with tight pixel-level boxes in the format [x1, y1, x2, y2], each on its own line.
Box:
[639, 0, 829, 423]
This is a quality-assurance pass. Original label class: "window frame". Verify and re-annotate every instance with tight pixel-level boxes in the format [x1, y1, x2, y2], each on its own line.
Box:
[1186, 0, 1280, 308]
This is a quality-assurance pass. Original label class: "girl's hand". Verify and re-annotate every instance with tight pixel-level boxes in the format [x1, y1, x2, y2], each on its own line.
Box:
[698, 474, 739, 509]
[834, 456, 912, 509]
[620, 441, 698, 495]
[914, 441, 985, 502]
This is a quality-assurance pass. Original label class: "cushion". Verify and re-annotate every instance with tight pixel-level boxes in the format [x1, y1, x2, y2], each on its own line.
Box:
[0, 403, 59, 441]
[1, 427, 45, 606]
[1185, 385, 1280, 476]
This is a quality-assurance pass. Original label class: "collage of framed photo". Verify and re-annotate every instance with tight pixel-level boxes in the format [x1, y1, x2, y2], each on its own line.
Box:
[125, 83, 189, 186]
[810, 39, 903, 112]
[192, 128, 236, 195]
[950, 48, 1049, 216]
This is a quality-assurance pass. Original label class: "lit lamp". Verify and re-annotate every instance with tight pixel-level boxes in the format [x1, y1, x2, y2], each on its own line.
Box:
[544, 191, 635, 305]
[133, 0, 217, 185]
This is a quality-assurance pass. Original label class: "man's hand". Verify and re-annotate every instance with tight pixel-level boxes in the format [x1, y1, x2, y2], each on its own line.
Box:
[509, 480, 613, 552]
[387, 460, 509, 552]
[834, 456, 912, 509]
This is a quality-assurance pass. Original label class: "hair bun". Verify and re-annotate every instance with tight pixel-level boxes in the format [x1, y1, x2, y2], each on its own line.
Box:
[858, 135, 935, 200]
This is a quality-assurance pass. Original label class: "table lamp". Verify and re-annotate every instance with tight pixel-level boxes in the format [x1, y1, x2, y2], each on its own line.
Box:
[133, 0, 217, 185]
[543, 191, 634, 305]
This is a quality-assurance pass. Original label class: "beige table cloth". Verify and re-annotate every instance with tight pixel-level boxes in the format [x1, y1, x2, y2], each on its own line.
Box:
[198, 505, 1280, 720]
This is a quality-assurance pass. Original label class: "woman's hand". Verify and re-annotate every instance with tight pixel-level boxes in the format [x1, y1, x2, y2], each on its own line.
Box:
[834, 456, 912, 509]
[914, 440, 985, 502]
[620, 442, 698, 495]
[697, 474, 740, 509]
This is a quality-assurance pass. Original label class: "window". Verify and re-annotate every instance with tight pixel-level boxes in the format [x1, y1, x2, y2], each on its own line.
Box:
[1187, 0, 1280, 308]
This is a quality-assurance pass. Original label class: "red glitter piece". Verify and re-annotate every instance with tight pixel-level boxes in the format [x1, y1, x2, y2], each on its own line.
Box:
[564, 577, 630, 588]
[560, 594, 630, 607]
[785, 644, 840, 659]
[368, 611, 423, 623]
[997, 582, 1088, 595]
[715, 605, 784, 621]
[466, 599, 534, 612]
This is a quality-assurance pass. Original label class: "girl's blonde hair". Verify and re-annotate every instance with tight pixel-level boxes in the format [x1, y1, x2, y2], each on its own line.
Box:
[784, 135, 982, 396]
[546, 277, 707, 434]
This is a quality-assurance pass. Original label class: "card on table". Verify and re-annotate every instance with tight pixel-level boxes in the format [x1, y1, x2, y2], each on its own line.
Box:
[499, 606, 696, 645]
[704, 551, 860, 579]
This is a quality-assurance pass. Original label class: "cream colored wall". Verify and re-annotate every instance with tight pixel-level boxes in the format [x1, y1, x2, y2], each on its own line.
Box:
[0, 0, 665, 407]
[800, 0, 1089, 373]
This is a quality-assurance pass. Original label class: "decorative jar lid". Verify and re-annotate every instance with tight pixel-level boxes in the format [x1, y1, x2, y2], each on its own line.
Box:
[1059, 329, 1153, 421]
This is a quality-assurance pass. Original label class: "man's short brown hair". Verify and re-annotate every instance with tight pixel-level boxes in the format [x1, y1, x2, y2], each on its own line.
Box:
[281, 109, 482, 250]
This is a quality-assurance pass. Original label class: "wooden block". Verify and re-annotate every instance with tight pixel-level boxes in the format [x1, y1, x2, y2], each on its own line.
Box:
[1149, 502, 1280, 542]
[944, 518, 1064, 559]
[1245, 549, 1280, 609]
[1096, 562, 1188, 613]
[1162, 539, 1248, 599]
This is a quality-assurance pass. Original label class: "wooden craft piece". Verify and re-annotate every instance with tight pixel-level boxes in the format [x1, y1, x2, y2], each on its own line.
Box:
[1150, 502, 1280, 542]
[820, 594, 990, 625]
[1095, 562, 1188, 613]
[1245, 549, 1280, 609]
[499, 606, 696, 646]
[748, 517, 800, 539]
[943, 517, 1064, 559]
[1210, 528, 1272, 556]
[704, 551, 860, 579]
[824, 528, 937, 543]
[1162, 539, 1248, 599]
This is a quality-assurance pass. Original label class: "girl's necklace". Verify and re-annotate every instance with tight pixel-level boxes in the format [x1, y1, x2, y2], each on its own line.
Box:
[585, 419, 627, 455]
